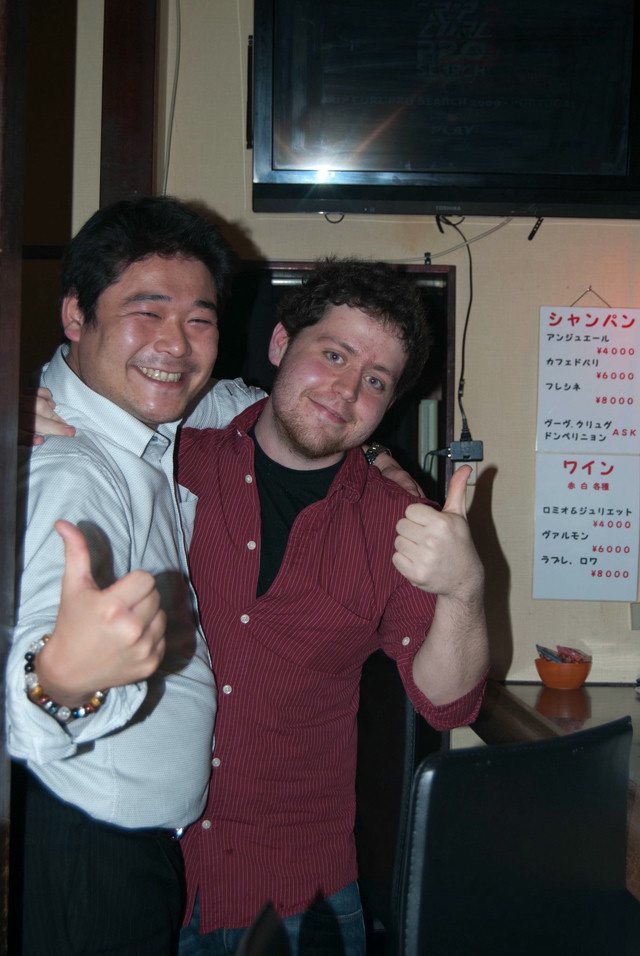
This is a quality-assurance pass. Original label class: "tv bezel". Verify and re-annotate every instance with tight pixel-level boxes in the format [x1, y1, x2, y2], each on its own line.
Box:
[251, 0, 640, 220]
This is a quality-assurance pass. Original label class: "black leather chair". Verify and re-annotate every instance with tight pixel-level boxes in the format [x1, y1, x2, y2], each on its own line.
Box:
[395, 716, 640, 956]
[355, 650, 443, 952]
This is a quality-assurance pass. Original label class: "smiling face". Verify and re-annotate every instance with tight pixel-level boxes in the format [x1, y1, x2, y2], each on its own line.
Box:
[63, 254, 219, 428]
[255, 304, 408, 469]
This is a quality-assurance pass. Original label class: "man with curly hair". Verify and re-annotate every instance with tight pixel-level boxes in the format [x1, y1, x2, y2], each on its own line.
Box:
[177, 258, 489, 956]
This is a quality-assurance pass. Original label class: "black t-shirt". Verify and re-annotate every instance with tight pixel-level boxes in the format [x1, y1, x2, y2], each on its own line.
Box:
[251, 430, 344, 596]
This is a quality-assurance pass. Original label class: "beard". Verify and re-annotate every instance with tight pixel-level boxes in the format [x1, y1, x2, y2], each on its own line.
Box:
[269, 364, 357, 462]
[271, 405, 350, 461]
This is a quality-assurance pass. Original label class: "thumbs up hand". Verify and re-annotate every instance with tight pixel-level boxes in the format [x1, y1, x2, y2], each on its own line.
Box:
[36, 520, 166, 708]
[392, 465, 483, 599]
[395, 467, 489, 705]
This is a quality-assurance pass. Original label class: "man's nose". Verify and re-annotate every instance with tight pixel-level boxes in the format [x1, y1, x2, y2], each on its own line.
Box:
[333, 368, 359, 401]
[155, 317, 190, 356]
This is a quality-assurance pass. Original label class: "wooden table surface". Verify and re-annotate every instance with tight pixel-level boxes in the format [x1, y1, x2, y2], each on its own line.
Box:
[471, 680, 640, 900]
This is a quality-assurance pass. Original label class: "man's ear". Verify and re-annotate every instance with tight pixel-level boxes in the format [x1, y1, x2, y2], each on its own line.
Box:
[61, 294, 86, 342]
[268, 322, 291, 368]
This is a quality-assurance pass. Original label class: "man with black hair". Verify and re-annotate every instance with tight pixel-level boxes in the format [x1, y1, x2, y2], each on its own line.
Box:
[7, 196, 263, 956]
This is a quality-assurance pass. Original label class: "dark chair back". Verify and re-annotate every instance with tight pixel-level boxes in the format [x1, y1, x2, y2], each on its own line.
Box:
[396, 716, 637, 955]
[355, 650, 442, 945]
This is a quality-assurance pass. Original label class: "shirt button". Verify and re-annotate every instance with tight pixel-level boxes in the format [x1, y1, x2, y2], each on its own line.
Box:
[222, 684, 232, 695]
[212, 756, 221, 767]
[245, 474, 253, 483]
[240, 614, 250, 624]
[201, 819, 212, 830]
[247, 540, 257, 550]
[402, 636, 411, 646]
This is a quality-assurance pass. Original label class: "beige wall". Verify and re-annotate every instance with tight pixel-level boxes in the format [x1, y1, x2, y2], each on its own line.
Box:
[72, 0, 103, 233]
[74, 0, 640, 684]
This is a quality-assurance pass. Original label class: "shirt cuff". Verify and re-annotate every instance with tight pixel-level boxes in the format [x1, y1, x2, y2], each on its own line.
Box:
[415, 670, 488, 731]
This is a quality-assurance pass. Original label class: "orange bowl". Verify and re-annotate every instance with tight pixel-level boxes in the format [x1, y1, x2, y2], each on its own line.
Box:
[534, 658, 591, 690]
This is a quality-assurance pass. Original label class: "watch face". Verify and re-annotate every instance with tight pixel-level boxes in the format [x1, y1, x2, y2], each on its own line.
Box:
[366, 443, 389, 464]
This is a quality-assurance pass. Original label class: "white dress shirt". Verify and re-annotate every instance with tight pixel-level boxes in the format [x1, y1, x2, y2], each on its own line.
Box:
[7, 346, 262, 829]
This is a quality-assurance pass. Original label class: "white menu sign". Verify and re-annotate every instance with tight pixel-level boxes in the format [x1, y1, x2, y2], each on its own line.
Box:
[536, 307, 640, 454]
[533, 452, 640, 601]
[534, 306, 640, 600]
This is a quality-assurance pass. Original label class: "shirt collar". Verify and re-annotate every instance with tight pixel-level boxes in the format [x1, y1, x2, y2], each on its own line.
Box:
[230, 396, 368, 501]
[40, 344, 180, 461]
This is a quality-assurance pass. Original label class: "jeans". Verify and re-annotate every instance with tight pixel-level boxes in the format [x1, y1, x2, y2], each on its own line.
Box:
[179, 882, 366, 956]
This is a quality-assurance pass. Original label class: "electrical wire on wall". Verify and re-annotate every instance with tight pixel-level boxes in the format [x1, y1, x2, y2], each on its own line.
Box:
[426, 215, 512, 260]
[161, 0, 182, 196]
[425, 215, 489, 465]
[437, 215, 476, 448]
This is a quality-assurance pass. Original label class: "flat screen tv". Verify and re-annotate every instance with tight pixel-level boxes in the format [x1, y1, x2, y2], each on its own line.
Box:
[251, 0, 640, 219]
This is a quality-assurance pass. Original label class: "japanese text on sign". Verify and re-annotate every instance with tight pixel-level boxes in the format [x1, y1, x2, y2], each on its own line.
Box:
[537, 307, 640, 454]
[533, 453, 640, 600]
[534, 306, 640, 601]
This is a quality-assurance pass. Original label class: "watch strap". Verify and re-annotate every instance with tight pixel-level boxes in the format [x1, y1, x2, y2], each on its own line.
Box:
[364, 441, 392, 465]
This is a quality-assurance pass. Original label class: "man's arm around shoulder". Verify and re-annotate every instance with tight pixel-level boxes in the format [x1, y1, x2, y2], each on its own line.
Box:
[182, 378, 267, 430]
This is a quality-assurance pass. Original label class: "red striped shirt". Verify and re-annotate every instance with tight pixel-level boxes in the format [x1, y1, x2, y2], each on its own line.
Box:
[178, 401, 485, 931]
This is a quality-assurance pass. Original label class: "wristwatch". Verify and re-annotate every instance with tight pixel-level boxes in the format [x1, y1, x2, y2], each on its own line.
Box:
[364, 441, 392, 465]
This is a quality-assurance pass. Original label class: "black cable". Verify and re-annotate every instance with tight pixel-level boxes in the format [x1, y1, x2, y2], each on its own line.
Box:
[435, 215, 474, 441]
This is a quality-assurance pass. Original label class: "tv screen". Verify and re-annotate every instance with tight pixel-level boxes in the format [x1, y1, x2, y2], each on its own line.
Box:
[251, 0, 640, 219]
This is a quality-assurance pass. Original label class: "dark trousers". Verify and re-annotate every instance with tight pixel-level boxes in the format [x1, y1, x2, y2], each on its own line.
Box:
[11, 764, 186, 956]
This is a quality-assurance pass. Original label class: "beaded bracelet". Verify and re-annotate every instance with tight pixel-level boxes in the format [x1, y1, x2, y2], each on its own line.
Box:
[24, 634, 108, 722]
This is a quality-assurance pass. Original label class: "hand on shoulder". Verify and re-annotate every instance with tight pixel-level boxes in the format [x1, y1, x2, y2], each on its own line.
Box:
[18, 387, 75, 445]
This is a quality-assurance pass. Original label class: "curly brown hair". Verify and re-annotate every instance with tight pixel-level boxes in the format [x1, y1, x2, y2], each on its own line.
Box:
[276, 258, 431, 398]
